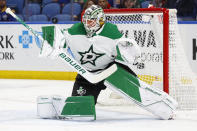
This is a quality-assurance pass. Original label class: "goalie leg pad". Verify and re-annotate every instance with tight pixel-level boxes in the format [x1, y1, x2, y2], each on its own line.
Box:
[37, 95, 66, 119]
[104, 65, 178, 120]
[37, 95, 96, 120]
[61, 96, 96, 120]
[37, 95, 59, 119]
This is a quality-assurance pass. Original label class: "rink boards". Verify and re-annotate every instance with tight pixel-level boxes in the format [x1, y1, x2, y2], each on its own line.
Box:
[0, 21, 197, 81]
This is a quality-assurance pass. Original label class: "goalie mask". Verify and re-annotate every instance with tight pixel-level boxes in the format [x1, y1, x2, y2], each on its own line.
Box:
[82, 5, 106, 37]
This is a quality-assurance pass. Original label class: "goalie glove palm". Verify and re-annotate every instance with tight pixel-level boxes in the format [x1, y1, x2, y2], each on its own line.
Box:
[116, 38, 141, 64]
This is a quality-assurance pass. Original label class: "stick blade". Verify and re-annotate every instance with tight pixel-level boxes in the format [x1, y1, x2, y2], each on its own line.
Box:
[86, 64, 117, 83]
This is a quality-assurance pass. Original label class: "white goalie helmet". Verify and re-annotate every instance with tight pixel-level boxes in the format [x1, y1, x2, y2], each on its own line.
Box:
[82, 5, 106, 37]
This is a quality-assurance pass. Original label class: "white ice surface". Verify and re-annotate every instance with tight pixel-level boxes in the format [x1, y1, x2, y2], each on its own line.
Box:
[0, 79, 197, 131]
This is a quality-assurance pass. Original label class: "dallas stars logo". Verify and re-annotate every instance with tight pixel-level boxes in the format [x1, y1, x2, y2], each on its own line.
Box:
[78, 45, 105, 66]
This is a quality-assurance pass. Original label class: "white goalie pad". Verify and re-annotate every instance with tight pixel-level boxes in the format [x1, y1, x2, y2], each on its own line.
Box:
[138, 80, 178, 119]
[37, 95, 65, 119]
[37, 95, 96, 120]
[104, 66, 178, 120]
[105, 80, 178, 120]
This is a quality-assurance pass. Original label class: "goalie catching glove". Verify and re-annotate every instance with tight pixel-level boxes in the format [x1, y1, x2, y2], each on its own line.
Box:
[115, 38, 141, 65]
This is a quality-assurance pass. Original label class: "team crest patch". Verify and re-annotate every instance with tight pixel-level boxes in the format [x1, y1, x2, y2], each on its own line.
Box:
[77, 87, 86, 96]
[78, 45, 105, 66]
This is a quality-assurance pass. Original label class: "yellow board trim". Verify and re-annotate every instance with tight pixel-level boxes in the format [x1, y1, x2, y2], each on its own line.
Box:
[0, 70, 77, 80]
[138, 75, 162, 85]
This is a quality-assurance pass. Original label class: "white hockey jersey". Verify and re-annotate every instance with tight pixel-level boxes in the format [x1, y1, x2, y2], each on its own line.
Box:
[41, 22, 140, 72]
[64, 23, 124, 71]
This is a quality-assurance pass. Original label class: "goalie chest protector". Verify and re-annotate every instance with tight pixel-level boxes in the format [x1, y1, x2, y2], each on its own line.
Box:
[63, 22, 123, 71]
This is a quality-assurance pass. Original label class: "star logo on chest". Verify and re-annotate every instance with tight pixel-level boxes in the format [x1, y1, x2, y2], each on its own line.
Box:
[78, 45, 105, 66]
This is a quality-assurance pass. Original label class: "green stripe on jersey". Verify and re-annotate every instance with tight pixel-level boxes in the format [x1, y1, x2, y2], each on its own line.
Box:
[98, 23, 123, 40]
[115, 45, 125, 61]
[68, 23, 87, 35]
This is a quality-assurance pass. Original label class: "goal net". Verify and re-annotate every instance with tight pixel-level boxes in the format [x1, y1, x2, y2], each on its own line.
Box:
[98, 8, 197, 110]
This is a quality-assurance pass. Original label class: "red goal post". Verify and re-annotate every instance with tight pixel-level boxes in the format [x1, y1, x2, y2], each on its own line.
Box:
[104, 8, 170, 93]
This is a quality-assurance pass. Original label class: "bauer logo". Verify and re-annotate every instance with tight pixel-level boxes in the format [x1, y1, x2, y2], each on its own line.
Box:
[59, 53, 86, 74]
[19, 31, 33, 48]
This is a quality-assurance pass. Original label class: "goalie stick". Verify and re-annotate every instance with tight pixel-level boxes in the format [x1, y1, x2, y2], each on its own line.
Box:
[6, 8, 117, 83]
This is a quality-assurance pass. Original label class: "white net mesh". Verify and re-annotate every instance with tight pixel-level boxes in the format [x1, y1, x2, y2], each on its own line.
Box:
[168, 11, 197, 110]
[100, 9, 197, 110]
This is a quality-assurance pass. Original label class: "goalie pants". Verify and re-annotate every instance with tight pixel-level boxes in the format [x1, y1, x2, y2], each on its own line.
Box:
[71, 62, 137, 104]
